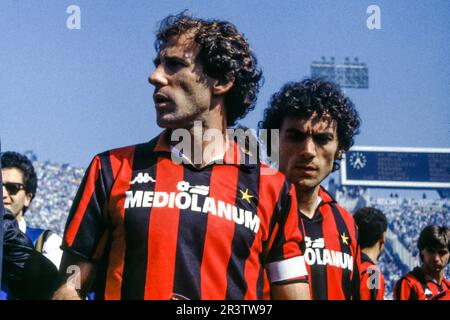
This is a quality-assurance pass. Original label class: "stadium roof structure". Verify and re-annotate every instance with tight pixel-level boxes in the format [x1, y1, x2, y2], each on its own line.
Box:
[341, 146, 450, 189]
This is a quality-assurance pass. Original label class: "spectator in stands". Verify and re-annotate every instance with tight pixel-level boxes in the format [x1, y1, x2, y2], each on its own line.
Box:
[1, 146, 59, 300]
[260, 78, 361, 300]
[354, 207, 387, 300]
[394, 225, 450, 300]
[1, 151, 62, 268]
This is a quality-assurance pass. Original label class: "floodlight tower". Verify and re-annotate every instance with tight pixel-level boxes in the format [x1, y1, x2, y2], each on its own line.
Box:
[311, 57, 369, 202]
[311, 57, 369, 89]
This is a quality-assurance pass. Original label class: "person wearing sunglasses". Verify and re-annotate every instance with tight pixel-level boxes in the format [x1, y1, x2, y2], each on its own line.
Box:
[1, 147, 59, 300]
[1, 151, 62, 268]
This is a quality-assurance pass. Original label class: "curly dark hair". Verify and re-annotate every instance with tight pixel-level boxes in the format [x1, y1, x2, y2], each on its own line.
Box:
[259, 78, 361, 171]
[1, 151, 37, 214]
[155, 12, 263, 126]
[354, 207, 388, 249]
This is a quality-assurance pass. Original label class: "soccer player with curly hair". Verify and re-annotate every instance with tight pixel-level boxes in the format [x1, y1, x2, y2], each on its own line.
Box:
[260, 78, 362, 299]
[54, 12, 310, 300]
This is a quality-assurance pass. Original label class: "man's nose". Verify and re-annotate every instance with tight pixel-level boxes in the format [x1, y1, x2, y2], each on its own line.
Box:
[2, 184, 9, 197]
[301, 137, 316, 158]
[148, 65, 168, 87]
[434, 253, 442, 263]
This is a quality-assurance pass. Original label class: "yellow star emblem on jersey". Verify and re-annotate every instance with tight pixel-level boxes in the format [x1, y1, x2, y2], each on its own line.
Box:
[240, 188, 254, 203]
[341, 232, 349, 245]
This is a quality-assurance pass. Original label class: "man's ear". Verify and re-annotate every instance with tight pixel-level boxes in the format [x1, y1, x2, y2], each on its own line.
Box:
[212, 78, 234, 96]
[381, 232, 386, 244]
[24, 192, 33, 208]
[335, 149, 343, 160]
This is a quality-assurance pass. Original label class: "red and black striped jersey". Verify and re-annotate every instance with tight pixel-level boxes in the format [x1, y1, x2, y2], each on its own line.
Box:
[298, 187, 361, 300]
[360, 253, 385, 300]
[62, 130, 307, 300]
[394, 267, 450, 300]
[431, 289, 450, 300]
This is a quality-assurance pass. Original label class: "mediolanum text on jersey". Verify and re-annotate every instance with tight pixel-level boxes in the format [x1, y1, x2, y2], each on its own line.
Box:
[124, 190, 260, 233]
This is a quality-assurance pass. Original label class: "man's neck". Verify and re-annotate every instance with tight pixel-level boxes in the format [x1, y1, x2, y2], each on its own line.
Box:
[423, 266, 445, 285]
[297, 185, 321, 219]
[175, 105, 228, 168]
[362, 247, 379, 264]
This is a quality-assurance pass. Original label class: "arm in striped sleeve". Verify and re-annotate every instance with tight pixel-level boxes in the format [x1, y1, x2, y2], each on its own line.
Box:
[62, 154, 110, 260]
[352, 223, 361, 300]
[54, 154, 111, 299]
[265, 183, 310, 299]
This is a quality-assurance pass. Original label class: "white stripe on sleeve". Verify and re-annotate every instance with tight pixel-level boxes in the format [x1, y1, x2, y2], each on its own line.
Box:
[266, 256, 308, 283]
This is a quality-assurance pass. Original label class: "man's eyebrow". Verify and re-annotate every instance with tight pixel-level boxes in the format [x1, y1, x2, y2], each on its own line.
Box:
[154, 53, 190, 65]
[165, 54, 190, 64]
[285, 128, 304, 134]
[284, 128, 334, 135]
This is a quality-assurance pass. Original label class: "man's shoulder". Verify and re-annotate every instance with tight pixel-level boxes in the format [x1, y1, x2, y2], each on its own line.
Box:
[398, 268, 423, 287]
[257, 162, 294, 193]
[95, 137, 160, 162]
[334, 202, 354, 220]
[319, 187, 353, 219]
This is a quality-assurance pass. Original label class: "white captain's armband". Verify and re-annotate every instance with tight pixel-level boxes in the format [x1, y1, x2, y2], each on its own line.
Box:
[266, 256, 308, 283]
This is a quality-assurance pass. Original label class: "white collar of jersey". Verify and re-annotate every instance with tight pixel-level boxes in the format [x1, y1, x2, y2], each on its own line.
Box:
[170, 141, 229, 167]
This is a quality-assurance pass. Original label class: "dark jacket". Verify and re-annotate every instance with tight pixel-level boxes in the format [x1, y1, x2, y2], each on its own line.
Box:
[2, 209, 60, 299]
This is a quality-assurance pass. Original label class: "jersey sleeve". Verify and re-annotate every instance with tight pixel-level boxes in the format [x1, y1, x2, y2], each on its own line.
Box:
[265, 183, 308, 285]
[61, 154, 111, 261]
[351, 223, 361, 300]
[394, 277, 418, 300]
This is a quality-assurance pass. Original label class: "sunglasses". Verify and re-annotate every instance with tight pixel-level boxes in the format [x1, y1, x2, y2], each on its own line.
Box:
[2, 182, 26, 195]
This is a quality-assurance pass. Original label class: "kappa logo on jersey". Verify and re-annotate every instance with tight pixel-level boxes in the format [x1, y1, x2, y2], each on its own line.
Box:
[176, 181, 209, 195]
[305, 236, 325, 249]
[303, 236, 353, 271]
[130, 172, 156, 184]
[124, 180, 260, 233]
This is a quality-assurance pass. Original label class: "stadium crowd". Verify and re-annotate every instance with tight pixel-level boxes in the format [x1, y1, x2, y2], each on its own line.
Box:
[373, 198, 449, 276]
[24, 152, 84, 237]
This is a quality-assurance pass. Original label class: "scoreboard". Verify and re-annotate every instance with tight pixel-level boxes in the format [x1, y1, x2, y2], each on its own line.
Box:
[341, 146, 450, 188]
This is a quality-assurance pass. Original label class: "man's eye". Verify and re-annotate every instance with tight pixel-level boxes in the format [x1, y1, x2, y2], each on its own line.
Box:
[286, 133, 304, 142]
[314, 135, 332, 145]
[166, 59, 185, 69]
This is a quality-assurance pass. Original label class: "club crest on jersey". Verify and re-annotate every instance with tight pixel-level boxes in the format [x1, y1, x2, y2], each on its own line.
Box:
[124, 180, 260, 233]
[130, 172, 156, 184]
[303, 236, 353, 271]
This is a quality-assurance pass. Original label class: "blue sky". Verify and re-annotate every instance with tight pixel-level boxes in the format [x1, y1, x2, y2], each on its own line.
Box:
[1, 0, 449, 168]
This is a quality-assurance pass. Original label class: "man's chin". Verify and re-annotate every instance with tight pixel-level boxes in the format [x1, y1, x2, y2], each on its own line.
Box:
[295, 179, 320, 191]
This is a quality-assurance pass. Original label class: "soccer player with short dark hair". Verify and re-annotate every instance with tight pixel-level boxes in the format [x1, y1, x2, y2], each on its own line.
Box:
[394, 225, 450, 300]
[53, 12, 310, 300]
[353, 207, 387, 300]
[260, 78, 362, 300]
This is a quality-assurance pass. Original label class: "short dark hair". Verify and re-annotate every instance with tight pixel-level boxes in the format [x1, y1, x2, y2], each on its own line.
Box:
[1, 151, 37, 212]
[155, 11, 263, 126]
[259, 78, 361, 171]
[354, 207, 388, 249]
[418, 225, 450, 254]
